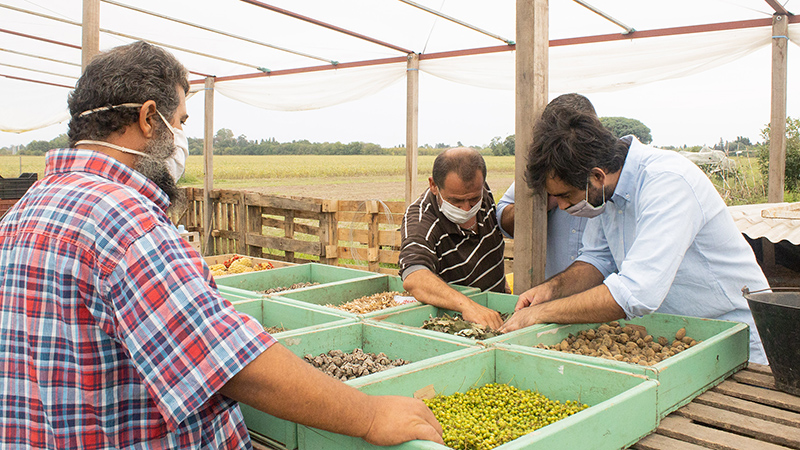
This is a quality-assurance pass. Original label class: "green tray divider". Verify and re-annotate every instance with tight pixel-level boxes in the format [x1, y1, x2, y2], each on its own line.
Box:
[232, 297, 357, 336]
[241, 321, 478, 449]
[215, 263, 383, 297]
[270, 275, 478, 319]
[218, 284, 265, 303]
[493, 313, 749, 418]
[296, 346, 659, 450]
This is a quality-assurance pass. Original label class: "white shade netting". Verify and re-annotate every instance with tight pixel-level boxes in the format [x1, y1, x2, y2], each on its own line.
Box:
[2, 23, 799, 131]
[214, 63, 406, 111]
[0, 77, 70, 133]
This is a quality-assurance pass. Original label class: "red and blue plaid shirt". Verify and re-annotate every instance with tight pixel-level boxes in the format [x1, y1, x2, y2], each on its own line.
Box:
[0, 149, 275, 449]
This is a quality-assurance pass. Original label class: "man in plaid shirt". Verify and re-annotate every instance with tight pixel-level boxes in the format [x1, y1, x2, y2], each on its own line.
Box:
[0, 41, 442, 449]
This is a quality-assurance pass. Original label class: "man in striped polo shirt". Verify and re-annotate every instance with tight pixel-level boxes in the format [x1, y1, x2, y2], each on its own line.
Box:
[400, 147, 507, 330]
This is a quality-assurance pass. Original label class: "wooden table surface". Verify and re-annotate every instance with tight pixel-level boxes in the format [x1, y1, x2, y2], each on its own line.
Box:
[633, 363, 800, 450]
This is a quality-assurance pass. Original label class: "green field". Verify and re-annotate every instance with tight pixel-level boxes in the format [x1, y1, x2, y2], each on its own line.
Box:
[2, 153, 793, 205]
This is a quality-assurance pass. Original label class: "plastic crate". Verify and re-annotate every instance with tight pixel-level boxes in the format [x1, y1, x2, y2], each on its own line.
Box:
[272, 275, 479, 319]
[493, 313, 750, 417]
[368, 291, 545, 345]
[0, 173, 37, 199]
[240, 321, 478, 449]
[296, 346, 659, 450]
[214, 262, 379, 294]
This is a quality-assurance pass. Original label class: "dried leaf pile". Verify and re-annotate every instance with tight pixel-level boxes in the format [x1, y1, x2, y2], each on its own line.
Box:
[326, 290, 411, 314]
[421, 313, 505, 340]
[304, 348, 410, 381]
[535, 321, 700, 365]
[260, 282, 319, 295]
[264, 325, 287, 334]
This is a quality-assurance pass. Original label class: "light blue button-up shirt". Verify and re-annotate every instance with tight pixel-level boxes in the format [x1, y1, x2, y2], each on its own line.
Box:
[497, 183, 587, 279]
[577, 137, 768, 363]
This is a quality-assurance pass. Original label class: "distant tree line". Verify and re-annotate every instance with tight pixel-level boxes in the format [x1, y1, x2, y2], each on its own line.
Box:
[489, 116, 653, 156]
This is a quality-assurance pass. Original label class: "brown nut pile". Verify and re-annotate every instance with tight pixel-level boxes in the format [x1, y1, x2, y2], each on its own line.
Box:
[326, 290, 410, 314]
[303, 348, 410, 381]
[421, 313, 505, 340]
[261, 282, 319, 295]
[535, 322, 700, 366]
[264, 325, 287, 334]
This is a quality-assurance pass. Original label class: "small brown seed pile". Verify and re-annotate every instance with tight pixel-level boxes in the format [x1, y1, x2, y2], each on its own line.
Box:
[260, 282, 319, 295]
[535, 322, 700, 366]
[264, 325, 287, 334]
[326, 291, 410, 314]
[304, 348, 410, 381]
[421, 313, 505, 340]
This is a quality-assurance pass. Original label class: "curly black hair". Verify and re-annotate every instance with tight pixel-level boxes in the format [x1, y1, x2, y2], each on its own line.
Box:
[526, 105, 627, 191]
[67, 41, 189, 146]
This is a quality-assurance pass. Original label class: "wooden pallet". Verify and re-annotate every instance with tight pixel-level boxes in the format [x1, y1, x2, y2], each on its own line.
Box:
[634, 364, 800, 450]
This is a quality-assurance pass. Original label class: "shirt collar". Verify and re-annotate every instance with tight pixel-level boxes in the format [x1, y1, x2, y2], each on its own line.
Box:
[45, 148, 170, 212]
[609, 135, 641, 206]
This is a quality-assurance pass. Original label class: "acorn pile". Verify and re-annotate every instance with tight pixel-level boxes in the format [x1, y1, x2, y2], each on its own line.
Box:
[535, 321, 700, 365]
[304, 348, 410, 381]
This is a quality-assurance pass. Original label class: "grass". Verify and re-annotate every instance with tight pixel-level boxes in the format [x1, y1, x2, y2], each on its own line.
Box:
[5, 153, 798, 206]
[179, 155, 516, 185]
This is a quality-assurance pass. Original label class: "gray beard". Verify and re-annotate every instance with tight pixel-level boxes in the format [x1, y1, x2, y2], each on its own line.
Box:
[134, 127, 187, 216]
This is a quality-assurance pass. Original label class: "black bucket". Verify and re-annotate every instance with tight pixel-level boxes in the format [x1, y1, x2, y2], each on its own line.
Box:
[743, 288, 800, 396]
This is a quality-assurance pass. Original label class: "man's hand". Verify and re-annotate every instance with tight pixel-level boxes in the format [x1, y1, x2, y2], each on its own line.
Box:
[462, 301, 504, 330]
[362, 396, 444, 446]
[498, 306, 541, 333]
[515, 283, 554, 311]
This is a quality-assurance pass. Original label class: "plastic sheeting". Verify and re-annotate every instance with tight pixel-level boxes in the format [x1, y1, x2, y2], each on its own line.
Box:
[181, 24, 800, 114]
[2, 21, 799, 133]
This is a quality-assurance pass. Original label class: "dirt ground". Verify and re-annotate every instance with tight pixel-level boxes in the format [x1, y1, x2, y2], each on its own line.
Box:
[238, 176, 516, 202]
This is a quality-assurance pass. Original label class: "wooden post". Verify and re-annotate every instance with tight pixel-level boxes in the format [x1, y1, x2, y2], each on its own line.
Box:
[513, 0, 549, 293]
[202, 77, 215, 255]
[247, 205, 263, 258]
[284, 210, 295, 263]
[81, 0, 100, 71]
[320, 200, 339, 266]
[368, 200, 380, 273]
[768, 13, 789, 203]
[405, 53, 420, 206]
[235, 192, 247, 254]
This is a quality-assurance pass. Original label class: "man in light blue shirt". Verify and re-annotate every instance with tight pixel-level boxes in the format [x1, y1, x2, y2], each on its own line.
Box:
[496, 93, 593, 280]
[500, 105, 768, 364]
[497, 183, 586, 279]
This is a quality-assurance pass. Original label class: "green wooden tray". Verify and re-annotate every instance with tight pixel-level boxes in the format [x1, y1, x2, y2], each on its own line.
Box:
[493, 313, 749, 417]
[297, 347, 659, 450]
[272, 275, 479, 319]
[215, 262, 382, 297]
[240, 321, 478, 449]
[367, 291, 546, 345]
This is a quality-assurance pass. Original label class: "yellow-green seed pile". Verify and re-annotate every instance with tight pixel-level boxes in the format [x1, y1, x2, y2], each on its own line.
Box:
[423, 383, 589, 450]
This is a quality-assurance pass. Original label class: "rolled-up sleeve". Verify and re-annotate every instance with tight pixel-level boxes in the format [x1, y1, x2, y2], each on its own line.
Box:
[601, 172, 705, 318]
[496, 183, 515, 238]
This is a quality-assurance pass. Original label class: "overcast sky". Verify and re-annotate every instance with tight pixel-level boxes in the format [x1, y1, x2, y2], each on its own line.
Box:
[1, 0, 798, 150]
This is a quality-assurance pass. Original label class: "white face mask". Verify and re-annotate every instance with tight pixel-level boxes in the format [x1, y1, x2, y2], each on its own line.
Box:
[76, 103, 188, 184]
[566, 183, 606, 218]
[438, 193, 482, 225]
[155, 110, 189, 183]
